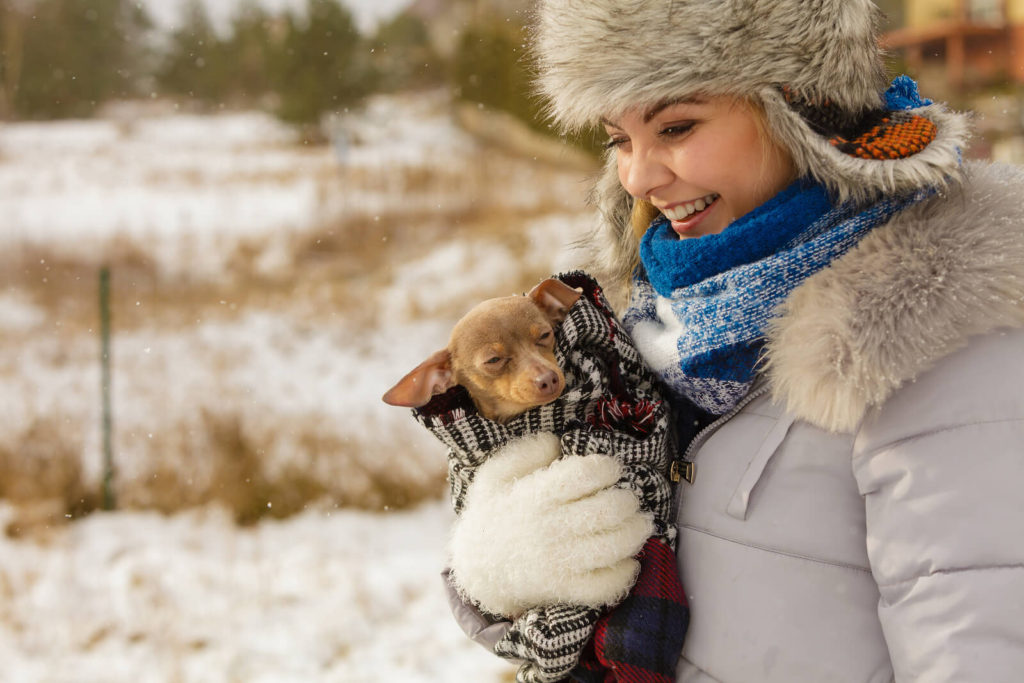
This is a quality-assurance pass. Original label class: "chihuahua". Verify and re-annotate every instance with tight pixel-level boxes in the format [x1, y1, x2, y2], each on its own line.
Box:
[381, 272, 685, 682]
[382, 278, 582, 421]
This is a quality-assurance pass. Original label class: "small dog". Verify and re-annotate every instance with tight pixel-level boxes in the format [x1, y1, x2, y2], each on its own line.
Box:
[382, 278, 581, 420]
[382, 272, 687, 682]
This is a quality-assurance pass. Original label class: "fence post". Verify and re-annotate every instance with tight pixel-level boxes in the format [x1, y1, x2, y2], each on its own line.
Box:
[99, 266, 116, 510]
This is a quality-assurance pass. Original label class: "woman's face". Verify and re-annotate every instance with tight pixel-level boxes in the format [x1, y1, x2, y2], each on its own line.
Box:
[604, 97, 796, 239]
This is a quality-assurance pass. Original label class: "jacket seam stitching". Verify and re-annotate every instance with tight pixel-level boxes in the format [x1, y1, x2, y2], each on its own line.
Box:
[876, 563, 1024, 589]
[679, 523, 872, 574]
[860, 416, 1024, 458]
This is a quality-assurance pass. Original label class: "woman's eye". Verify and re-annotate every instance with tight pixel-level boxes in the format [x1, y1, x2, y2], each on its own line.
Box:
[659, 122, 695, 138]
[604, 136, 628, 149]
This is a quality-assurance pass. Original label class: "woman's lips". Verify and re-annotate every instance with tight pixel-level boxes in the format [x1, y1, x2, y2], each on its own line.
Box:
[666, 195, 720, 238]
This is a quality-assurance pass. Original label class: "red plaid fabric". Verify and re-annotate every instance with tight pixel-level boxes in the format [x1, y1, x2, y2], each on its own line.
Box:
[572, 538, 689, 682]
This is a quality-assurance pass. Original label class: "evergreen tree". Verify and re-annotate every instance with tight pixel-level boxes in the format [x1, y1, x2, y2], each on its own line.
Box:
[451, 14, 541, 130]
[273, 0, 372, 124]
[0, 0, 26, 118]
[7, 0, 150, 118]
[369, 11, 443, 93]
[224, 1, 280, 102]
[156, 0, 231, 103]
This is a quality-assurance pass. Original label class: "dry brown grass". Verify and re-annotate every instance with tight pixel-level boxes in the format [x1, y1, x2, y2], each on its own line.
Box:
[107, 410, 448, 526]
[127, 412, 323, 525]
[0, 418, 100, 537]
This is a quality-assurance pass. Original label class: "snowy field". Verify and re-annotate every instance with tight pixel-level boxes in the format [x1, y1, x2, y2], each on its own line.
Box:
[0, 501, 515, 682]
[0, 91, 595, 681]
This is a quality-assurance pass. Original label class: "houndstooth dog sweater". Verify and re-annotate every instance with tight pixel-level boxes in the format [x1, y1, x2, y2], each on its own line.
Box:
[414, 272, 686, 682]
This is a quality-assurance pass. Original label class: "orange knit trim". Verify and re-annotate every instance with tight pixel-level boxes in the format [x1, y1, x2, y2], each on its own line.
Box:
[829, 112, 937, 160]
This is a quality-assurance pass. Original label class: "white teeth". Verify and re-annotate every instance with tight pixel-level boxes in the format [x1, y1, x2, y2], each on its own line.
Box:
[663, 194, 718, 221]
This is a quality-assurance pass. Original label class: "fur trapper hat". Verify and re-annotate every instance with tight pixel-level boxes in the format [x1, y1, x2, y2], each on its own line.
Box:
[531, 0, 971, 297]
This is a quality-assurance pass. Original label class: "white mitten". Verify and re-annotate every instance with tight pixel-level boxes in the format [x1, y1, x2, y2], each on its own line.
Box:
[448, 432, 653, 617]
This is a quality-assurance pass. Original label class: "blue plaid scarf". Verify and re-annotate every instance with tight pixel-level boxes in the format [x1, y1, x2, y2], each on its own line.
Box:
[622, 181, 929, 415]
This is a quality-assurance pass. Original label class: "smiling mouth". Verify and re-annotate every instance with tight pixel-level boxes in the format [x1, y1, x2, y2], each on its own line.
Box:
[662, 193, 720, 221]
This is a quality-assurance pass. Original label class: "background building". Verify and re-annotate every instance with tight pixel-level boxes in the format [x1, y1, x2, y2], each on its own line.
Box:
[884, 0, 1024, 93]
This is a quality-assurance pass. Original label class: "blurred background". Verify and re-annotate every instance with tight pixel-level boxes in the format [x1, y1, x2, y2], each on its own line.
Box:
[0, 0, 1020, 680]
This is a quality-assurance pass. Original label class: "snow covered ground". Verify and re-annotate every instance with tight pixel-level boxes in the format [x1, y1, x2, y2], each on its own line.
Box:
[0, 92, 594, 680]
[0, 500, 515, 682]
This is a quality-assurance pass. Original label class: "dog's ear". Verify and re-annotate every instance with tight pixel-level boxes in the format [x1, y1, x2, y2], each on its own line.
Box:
[528, 279, 583, 325]
[382, 349, 455, 407]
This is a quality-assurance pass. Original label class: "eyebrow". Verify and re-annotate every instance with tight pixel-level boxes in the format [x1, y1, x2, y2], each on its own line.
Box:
[643, 97, 706, 122]
[601, 97, 706, 128]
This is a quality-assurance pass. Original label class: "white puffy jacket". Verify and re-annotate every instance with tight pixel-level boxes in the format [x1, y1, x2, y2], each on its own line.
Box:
[449, 162, 1024, 681]
[670, 161, 1024, 682]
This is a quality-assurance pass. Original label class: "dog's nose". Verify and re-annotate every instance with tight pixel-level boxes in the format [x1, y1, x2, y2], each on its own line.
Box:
[534, 371, 561, 396]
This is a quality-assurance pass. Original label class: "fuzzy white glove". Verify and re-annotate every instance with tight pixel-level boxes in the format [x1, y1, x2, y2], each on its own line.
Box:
[447, 432, 653, 618]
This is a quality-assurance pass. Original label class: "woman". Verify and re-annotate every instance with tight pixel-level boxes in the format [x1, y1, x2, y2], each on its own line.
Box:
[446, 1, 1024, 681]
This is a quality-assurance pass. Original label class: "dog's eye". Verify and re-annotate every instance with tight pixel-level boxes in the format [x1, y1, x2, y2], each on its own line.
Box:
[485, 356, 503, 365]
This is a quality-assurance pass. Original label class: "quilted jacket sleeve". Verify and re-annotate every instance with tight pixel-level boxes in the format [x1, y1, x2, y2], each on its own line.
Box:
[442, 569, 513, 653]
[852, 329, 1024, 682]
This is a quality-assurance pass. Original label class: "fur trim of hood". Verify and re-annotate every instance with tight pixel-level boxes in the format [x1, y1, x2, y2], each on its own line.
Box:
[763, 162, 1024, 433]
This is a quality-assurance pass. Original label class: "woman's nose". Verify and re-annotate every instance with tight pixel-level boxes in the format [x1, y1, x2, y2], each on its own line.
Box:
[618, 144, 675, 200]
